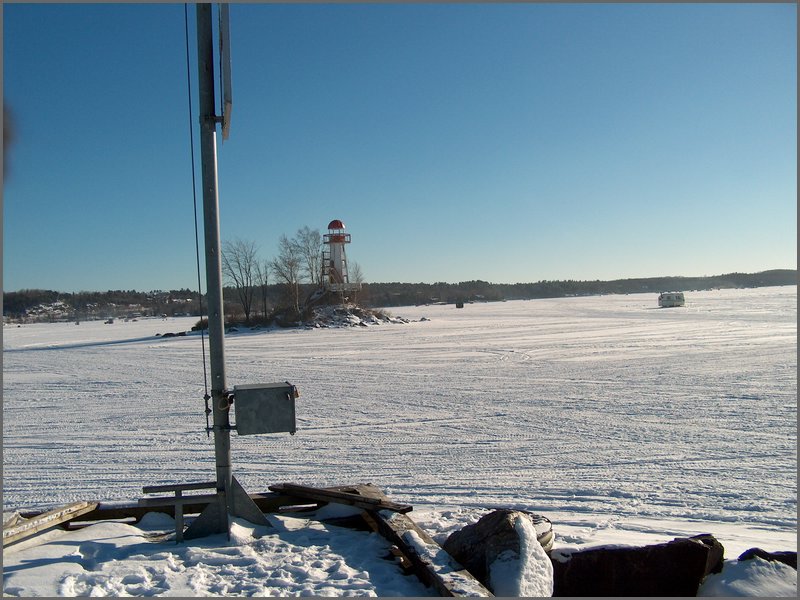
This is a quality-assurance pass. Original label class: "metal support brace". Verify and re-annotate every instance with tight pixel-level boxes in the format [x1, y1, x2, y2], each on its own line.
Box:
[140, 481, 217, 543]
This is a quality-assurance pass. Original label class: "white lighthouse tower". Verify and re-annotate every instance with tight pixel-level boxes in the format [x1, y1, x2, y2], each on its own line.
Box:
[322, 219, 358, 292]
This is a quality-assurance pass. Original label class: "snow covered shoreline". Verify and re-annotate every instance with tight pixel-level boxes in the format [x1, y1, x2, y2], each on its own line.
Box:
[2, 286, 796, 595]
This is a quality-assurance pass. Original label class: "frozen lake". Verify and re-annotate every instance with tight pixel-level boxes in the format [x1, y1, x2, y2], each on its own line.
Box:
[3, 286, 796, 555]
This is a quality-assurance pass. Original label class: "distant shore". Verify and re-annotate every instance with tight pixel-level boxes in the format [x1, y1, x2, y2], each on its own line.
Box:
[3, 269, 795, 322]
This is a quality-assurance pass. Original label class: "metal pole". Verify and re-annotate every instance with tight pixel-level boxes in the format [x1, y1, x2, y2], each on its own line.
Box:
[196, 3, 232, 522]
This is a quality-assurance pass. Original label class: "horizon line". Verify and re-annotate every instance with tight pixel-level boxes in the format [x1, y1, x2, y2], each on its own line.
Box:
[4, 268, 796, 295]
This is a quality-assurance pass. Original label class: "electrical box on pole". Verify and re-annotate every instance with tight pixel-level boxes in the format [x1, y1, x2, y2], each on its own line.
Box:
[233, 383, 299, 436]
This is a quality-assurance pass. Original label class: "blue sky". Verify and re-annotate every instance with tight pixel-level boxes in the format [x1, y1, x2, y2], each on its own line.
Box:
[3, 3, 796, 292]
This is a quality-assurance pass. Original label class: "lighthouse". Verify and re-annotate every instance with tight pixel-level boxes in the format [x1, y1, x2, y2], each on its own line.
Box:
[322, 219, 359, 292]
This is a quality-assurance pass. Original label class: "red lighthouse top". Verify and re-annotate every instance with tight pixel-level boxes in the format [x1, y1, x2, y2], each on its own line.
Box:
[327, 219, 345, 230]
[324, 219, 350, 245]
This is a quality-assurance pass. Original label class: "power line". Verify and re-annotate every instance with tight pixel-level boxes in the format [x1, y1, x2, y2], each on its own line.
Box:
[184, 3, 211, 433]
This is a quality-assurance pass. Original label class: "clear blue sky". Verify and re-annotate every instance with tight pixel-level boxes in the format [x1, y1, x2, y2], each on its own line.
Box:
[3, 3, 796, 292]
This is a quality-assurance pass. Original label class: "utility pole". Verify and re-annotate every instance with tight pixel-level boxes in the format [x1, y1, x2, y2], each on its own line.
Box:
[192, 1, 232, 536]
[183, 3, 269, 540]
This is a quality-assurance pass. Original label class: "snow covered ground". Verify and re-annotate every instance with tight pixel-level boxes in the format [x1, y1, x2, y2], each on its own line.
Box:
[2, 286, 797, 596]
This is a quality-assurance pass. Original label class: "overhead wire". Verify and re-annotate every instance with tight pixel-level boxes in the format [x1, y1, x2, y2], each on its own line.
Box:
[183, 3, 212, 434]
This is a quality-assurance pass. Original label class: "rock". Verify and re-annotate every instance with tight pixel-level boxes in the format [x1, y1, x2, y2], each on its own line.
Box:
[487, 515, 554, 596]
[550, 534, 725, 597]
[443, 509, 554, 593]
[690, 533, 725, 575]
[738, 548, 797, 570]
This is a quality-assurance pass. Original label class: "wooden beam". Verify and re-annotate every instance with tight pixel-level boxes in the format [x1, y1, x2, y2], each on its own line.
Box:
[365, 509, 493, 598]
[8, 484, 401, 542]
[142, 481, 216, 494]
[138, 493, 220, 508]
[3, 501, 98, 547]
[16, 491, 325, 531]
[268, 483, 413, 513]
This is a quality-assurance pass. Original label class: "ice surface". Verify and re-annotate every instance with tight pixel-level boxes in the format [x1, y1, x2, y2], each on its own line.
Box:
[2, 286, 797, 596]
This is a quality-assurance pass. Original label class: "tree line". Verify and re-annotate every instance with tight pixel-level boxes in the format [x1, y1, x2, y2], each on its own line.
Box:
[2, 288, 202, 321]
[4, 269, 795, 322]
[2, 225, 364, 324]
[360, 269, 797, 307]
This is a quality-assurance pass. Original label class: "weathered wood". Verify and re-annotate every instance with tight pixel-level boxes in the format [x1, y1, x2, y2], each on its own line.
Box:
[250, 492, 324, 513]
[325, 483, 387, 500]
[365, 508, 494, 597]
[3, 501, 98, 547]
[3, 512, 25, 528]
[268, 483, 413, 513]
[8, 484, 395, 543]
[142, 481, 216, 494]
[17, 491, 324, 531]
[138, 493, 220, 508]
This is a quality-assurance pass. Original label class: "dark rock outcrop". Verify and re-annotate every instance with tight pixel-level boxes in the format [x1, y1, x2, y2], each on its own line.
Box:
[550, 534, 725, 597]
[690, 533, 725, 575]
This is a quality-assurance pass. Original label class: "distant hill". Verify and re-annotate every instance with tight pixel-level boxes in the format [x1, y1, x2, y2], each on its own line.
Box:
[3, 269, 796, 321]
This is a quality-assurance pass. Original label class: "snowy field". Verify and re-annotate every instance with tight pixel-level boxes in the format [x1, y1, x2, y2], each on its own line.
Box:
[2, 286, 797, 596]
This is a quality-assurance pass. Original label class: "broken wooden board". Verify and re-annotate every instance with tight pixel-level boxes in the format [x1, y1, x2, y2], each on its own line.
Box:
[364, 508, 494, 597]
[17, 485, 384, 531]
[7, 483, 405, 542]
[14, 491, 324, 531]
[268, 483, 413, 514]
[3, 501, 98, 547]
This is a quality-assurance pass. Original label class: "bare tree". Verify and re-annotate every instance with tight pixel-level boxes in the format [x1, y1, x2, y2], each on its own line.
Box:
[349, 261, 364, 287]
[270, 234, 302, 314]
[295, 226, 322, 287]
[222, 238, 258, 324]
[349, 261, 364, 304]
[254, 258, 271, 318]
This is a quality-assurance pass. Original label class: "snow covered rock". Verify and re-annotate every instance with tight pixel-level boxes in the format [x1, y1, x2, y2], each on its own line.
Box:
[442, 509, 554, 596]
[698, 555, 797, 597]
[487, 515, 554, 597]
[306, 304, 407, 328]
[738, 547, 797, 570]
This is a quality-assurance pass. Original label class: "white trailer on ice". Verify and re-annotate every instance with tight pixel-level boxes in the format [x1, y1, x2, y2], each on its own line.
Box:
[658, 291, 685, 308]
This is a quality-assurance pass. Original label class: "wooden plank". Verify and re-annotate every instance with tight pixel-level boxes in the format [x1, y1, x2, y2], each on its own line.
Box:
[137, 494, 219, 507]
[3, 512, 25, 528]
[365, 508, 493, 598]
[268, 483, 413, 513]
[15, 492, 316, 530]
[9, 484, 394, 537]
[142, 481, 216, 494]
[325, 483, 389, 502]
[3, 501, 98, 547]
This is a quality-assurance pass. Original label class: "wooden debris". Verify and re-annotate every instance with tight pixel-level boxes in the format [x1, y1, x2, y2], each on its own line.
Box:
[3, 501, 98, 547]
[3, 512, 25, 528]
[268, 483, 413, 514]
[365, 508, 494, 597]
[139, 481, 219, 543]
[16, 490, 329, 530]
[12, 483, 393, 532]
[7, 480, 485, 600]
